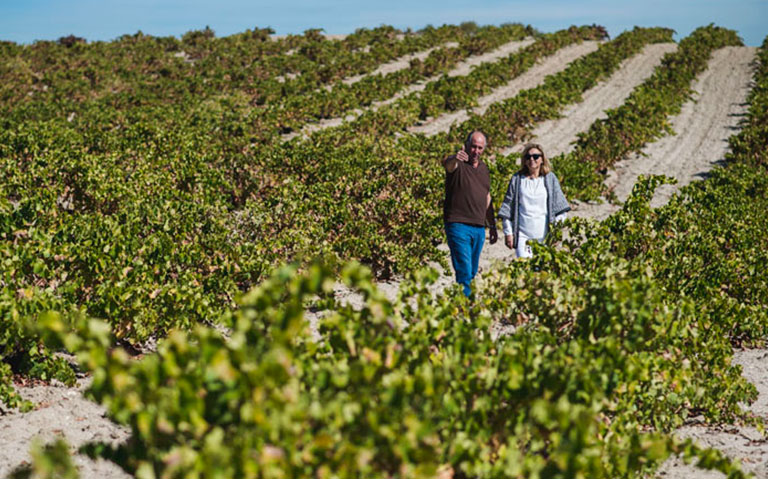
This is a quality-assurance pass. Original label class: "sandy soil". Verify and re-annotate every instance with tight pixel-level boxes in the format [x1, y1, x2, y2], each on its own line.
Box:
[283, 41, 456, 91]
[285, 39, 534, 140]
[375, 39, 535, 106]
[657, 349, 768, 479]
[341, 43, 459, 86]
[408, 41, 601, 137]
[498, 42, 679, 157]
[571, 46, 757, 221]
[0, 378, 130, 478]
[270, 33, 348, 41]
[280, 38, 446, 90]
[0, 44, 761, 479]
[317, 43, 456, 90]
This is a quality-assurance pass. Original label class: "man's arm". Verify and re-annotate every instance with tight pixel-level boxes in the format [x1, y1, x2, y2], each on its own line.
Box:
[486, 192, 498, 244]
[442, 155, 459, 173]
[442, 148, 468, 173]
[485, 192, 495, 225]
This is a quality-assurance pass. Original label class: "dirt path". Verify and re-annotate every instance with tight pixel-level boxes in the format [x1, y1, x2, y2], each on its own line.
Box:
[408, 41, 601, 137]
[656, 350, 768, 479]
[571, 46, 757, 221]
[307, 42, 459, 88]
[497, 42, 678, 157]
[0, 378, 130, 478]
[340, 42, 459, 86]
[286, 39, 534, 140]
[283, 41, 457, 90]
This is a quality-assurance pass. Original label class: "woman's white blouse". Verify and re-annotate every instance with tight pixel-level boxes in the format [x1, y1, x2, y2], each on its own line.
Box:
[502, 176, 550, 238]
[501, 175, 569, 239]
[517, 176, 548, 239]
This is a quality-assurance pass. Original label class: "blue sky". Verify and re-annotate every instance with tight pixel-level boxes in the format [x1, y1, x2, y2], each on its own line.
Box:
[1, 0, 765, 46]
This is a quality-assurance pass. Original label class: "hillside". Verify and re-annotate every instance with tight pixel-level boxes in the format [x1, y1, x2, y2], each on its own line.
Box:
[1, 23, 766, 478]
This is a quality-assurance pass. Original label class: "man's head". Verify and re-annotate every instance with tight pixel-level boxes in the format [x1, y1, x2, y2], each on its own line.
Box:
[464, 130, 487, 163]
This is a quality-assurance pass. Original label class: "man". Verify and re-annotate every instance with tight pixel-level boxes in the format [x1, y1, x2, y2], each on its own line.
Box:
[442, 130, 497, 298]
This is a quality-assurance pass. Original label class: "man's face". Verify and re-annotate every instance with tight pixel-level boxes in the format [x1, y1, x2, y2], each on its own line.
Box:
[467, 134, 486, 161]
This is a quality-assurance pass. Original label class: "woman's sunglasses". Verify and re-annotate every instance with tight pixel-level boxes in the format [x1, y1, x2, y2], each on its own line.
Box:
[524, 153, 542, 160]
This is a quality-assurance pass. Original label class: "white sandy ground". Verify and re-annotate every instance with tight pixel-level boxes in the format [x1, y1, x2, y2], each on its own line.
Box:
[278, 36, 431, 85]
[341, 43, 459, 86]
[273, 34, 348, 56]
[570, 46, 757, 221]
[0, 378, 131, 478]
[307, 43, 459, 89]
[0, 46, 763, 479]
[270, 33, 348, 41]
[283, 38, 534, 140]
[656, 350, 768, 479]
[408, 41, 601, 137]
[497, 42, 679, 157]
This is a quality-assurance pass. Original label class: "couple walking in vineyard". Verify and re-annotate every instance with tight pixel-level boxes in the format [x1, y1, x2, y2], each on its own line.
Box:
[442, 130, 570, 297]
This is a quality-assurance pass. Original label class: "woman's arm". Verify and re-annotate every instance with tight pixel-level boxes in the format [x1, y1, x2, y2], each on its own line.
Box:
[497, 175, 517, 220]
[551, 174, 571, 216]
[502, 218, 513, 235]
[502, 218, 514, 249]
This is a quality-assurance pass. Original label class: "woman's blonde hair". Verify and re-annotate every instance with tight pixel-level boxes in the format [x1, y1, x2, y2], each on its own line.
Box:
[519, 143, 552, 176]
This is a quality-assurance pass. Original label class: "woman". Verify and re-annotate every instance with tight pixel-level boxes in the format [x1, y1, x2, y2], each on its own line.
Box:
[497, 143, 570, 258]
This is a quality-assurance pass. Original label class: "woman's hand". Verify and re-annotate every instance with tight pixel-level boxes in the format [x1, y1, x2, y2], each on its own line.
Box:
[504, 234, 513, 250]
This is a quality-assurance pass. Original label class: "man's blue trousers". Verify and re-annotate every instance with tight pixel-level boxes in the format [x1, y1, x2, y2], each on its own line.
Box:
[444, 222, 485, 298]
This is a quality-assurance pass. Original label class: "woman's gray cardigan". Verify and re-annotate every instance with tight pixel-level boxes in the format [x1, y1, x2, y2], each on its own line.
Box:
[497, 172, 570, 248]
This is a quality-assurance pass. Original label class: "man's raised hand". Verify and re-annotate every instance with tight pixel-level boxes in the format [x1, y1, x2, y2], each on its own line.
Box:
[456, 148, 469, 163]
